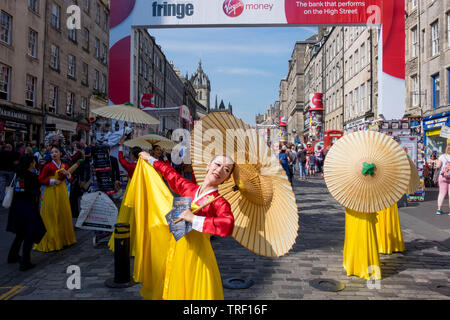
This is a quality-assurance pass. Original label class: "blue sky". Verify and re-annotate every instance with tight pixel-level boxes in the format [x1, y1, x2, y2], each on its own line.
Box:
[149, 27, 317, 125]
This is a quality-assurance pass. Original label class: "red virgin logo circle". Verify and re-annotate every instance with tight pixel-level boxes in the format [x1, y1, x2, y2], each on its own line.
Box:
[223, 0, 244, 18]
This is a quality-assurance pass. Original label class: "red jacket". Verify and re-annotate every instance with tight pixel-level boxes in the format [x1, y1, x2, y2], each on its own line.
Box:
[39, 161, 73, 185]
[153, 160, 234, 237]
[119, 150, 136, 178]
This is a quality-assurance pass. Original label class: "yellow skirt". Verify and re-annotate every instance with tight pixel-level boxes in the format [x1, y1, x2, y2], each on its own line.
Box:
[376, 204, 405, 254]
[343, 208, 381, 280]
[34, 174, 77, 252]
[108, 183, 136, 257]
[124, 159, 224, 300]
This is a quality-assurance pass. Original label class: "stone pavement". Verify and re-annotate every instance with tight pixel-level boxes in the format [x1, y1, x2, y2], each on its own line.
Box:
[0, 175, 449, 300]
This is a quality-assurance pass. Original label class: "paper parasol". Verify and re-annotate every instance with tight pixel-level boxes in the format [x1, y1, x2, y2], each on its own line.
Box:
[124, 134, 176, 151]
[406, 157, 420, 194]
[191, 112, 299, 257]
[91, 103, 160, 125]
[324, 130, 410, 213]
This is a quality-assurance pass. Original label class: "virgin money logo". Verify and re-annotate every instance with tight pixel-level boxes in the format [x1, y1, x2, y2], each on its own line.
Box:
[223, 0, 244, 18]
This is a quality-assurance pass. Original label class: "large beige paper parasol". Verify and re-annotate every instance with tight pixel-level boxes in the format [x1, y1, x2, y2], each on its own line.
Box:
[324, 130, 411, 213]
[90, 102, 160, 125]
[406, 157, 421, 194]
[124, 134, 176, 151]
[191, 112, 299, 257]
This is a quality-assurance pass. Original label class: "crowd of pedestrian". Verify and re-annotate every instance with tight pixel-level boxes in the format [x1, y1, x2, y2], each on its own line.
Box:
[277, 142, 329, 185]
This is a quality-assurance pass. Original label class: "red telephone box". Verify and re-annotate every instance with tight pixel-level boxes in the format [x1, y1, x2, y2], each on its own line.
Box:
[324, 130, 343, 149]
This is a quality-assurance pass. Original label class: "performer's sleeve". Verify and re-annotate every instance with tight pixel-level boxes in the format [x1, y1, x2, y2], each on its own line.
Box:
[64, 163, 74, 183]
[118, 148, 134, 176]
[152, 160, 197, 196]
[38, 164, 51, 185]
[194, 199, 234, 237]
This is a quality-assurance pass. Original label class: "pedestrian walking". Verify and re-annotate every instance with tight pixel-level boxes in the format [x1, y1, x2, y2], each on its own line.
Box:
[0, 144, 20, 202]
[308, 152, 316, 176]
[315, 145, 325, 176]
[297, 145, 308, 180]
[69, 143, 85, 218]
[425, 152, 439, 187]
[6, 155, 46, 271]
[279, 146, 293, 185]
[435, 146, 450, 215]
[289, 145, 297, 176]
[34, 146, 77, 252]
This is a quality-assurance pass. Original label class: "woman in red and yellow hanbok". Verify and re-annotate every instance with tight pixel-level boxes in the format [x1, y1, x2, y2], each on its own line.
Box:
[108, 141, 141, 256]
[126, 153, 235, 300]
[34, 146, 76, 252]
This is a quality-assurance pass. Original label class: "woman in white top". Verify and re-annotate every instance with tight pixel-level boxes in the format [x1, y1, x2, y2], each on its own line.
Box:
[435, 145, 450, 215]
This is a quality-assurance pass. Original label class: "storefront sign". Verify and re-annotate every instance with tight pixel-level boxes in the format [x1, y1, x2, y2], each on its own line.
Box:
[0, 107, 28, 121]
[5, 121, 27, 131]
[423, 116, 449, 131]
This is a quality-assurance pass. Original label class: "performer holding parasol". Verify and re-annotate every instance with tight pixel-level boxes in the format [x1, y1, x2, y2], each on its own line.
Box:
[125, 112, 299, 300]
[324, 130, 412, 280]
[34, 146, 77, 252]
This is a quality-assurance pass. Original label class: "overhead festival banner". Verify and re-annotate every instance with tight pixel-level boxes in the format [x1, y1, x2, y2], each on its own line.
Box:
[110, 0, 404, 120]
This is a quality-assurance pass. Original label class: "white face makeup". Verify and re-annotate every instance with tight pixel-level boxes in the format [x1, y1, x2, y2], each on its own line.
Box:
[205, 156, 234, 187]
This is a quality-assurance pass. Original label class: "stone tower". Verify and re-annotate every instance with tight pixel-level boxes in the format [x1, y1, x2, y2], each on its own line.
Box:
[190, 60, 211, 112]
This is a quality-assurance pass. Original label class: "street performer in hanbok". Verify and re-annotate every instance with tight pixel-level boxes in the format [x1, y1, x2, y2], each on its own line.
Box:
[34, 146, 77, 252]
[108, 134, 142, 256]
[133, 151, 235, 300]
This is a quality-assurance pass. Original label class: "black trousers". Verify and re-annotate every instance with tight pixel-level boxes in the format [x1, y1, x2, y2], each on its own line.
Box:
[8, 233, 33, 265]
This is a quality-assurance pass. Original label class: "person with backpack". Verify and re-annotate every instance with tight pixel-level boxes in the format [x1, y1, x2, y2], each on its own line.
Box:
[436, 145, 450, 215]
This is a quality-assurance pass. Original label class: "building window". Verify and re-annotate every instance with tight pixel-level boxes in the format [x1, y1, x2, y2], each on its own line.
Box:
[103, 10, 108, 30]
[29, 0, 39, 13]
[411, 0, 417, 10]
[81, 96, 88, 110]
[84, 0, 90, 13]
[68, 54, 76, 78]
[0, 63, 11, 100]
[349, 55, 353, 77]
[51, 3, 61, 29]
[69, 28, 76, 42]
[432, 73, 440, 109]
[411, 26, 418, 58]
[66, 92, 74, 115]
[82, 28, 89, 51]
[28, 29, 38, 58]
[94, 37, 100, 59]
[359, 42, 365, 67]
[101, 73, 106, 94]
[360, 83, 366, 112]
[48, 85, 58, 113]
[94, 69, 99, 90]
[102, 44, 108, 64]
[411, 75, 419, 107]
[431, 20, 439, 56]
[25, 74, 37, 107]
[354, 87, 359, 115]
[0, 11, 12, 45]
[349, 91, 353, 118]
[82, 62, 88, 86]
[447, 13, 450, 48]
[354, 50, 359, 74]
[96, 2, 101, 25]
[50, 44, 59, 70]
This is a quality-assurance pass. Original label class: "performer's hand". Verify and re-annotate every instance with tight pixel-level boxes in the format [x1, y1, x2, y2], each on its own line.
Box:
[54, 180, 62, 186]
[139, 151, 151, 161]
[174, 209, 195, 224]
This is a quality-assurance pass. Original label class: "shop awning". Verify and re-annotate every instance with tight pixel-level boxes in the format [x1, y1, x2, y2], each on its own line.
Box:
[46, 116, 77, 133]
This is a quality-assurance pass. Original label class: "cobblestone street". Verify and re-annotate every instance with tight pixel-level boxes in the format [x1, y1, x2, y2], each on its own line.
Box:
[1, 175, 449, 300]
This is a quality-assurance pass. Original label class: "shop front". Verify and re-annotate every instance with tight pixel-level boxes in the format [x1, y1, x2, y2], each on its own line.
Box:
[422, 112, 450, 158]
[0, 105, 42, 144]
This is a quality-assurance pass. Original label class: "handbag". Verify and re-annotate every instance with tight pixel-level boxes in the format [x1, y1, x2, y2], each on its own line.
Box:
[2, 173, 16, 209]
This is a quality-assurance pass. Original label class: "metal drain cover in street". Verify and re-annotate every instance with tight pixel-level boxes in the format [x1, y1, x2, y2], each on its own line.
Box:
[223, 277, 254, 289]
[309, 279, 345, 292]
[430, 284, 450, 297]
